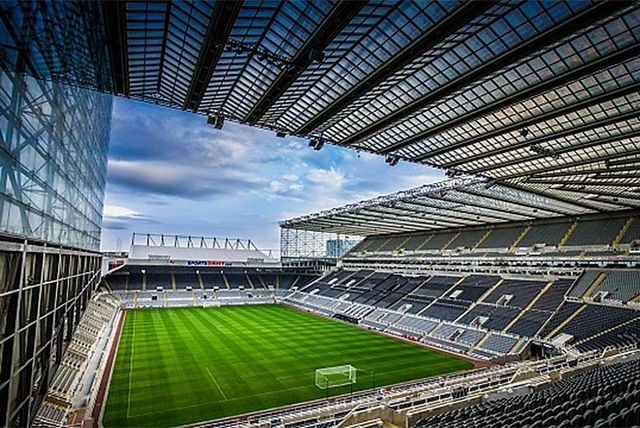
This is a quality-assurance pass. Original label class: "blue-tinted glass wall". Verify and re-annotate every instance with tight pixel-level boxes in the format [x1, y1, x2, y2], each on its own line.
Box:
[0, 74, 112, 250]
[0, 1, 112, 250]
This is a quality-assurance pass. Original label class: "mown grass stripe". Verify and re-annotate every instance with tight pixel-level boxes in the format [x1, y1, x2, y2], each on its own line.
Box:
[103, 304, 472, 427]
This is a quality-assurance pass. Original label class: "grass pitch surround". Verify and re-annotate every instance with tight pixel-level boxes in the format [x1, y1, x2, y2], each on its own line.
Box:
[102, 304, 472, 427]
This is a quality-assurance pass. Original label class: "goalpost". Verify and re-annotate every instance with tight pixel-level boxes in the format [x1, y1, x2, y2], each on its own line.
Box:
[315, 365, 357, 390]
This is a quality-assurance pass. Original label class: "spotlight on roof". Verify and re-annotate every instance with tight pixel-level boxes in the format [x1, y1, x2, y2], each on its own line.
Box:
[207, 113, 224, 129]
[309, 138, 324, 151]
[385, 155, 400, 166]
[276, 131, 287, 138]
[520, 128, 529, 138]
[309, 47, 324, 63]
[530, 144, 560, 160]
[484, 180, 496, 190]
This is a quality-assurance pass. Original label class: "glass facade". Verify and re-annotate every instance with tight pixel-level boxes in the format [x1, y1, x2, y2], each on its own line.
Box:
[0, 74, 112, 250]
[0, 2, 111, 426]
[0, 1, 113, 251]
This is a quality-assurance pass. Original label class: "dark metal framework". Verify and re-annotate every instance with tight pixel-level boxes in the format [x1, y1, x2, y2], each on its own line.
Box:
[0, 3, 112, 426]
[280, 177, 609, 236]
[0, 237, 102, 426]
[3, 1, 639, 210]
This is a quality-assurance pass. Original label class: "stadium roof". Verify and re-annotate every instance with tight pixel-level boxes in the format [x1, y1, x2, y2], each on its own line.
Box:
[279, 176, 640, 236]
[2, 0, 640, 227]
[96, 0, 640, 195]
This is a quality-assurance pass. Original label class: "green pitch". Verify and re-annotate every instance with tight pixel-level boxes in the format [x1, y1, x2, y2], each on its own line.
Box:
[103, 305, 472, 427]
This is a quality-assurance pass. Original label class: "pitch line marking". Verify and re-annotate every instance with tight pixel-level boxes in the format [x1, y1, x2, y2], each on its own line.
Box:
[127, 312, 136, 418]
[205, 367, 229, 401]
[130, 384, 315, 418]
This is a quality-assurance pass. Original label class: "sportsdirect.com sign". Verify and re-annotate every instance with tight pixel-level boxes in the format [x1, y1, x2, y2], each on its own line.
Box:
[187, 260, 233, 266]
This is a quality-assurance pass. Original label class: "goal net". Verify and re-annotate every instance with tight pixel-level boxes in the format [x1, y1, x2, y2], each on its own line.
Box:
[315, 365, 357, 389]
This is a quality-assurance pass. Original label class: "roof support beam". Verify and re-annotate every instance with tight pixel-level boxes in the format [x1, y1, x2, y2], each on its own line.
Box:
[609, 155, 640, 167]
[524, 178, 640, 187]
[391, 45, 640, 157]
[401, 199, 523, 223]
[102, 1, 128, 95]
[365, 207, 469, 228]
[285, 219, 400, 234]
[305, 216, 412, 233]
[295, 219, 400, 235]
[342, 211, 448, 230]
[500, 147, 640, 180]
[456, 188, 570, 217]
[423, 190, 545, 219]
[492, 182, 599, 213]
[479, 128, 640, 176]
[536, 187, 640, 204]
[337, 213, 441, 232]
[183, 0, 242, 111]
[244, 1, 366, 124]
[394, 201, 512, 224]
[531, 164, 640, 178]
[341, 0, 631, 146]
[438, 82, 640, 167]
[294, 1, 496, 135]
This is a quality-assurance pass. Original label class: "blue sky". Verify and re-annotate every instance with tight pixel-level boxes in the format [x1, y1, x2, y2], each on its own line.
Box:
[100, 98, 443, 252]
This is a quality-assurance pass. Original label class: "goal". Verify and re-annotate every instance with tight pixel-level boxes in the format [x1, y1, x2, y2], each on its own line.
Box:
[315, 365, 357, 389]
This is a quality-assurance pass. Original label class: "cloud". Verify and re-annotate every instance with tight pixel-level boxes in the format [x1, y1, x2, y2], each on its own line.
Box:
[102, 204, 156, 230]
[107, 100, 311, 201]
[108, 159, 264, 199]
[102, 98, 446, 250]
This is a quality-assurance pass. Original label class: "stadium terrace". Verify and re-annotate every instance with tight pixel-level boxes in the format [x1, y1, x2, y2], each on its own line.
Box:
[1, 1, 640, 428]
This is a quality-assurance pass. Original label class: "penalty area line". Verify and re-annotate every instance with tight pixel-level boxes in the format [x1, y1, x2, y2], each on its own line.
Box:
[205, 367, 229, 401]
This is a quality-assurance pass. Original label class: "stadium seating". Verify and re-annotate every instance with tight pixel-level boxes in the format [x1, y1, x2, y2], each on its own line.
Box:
[621, 218, 640, 244]
[483, 279, 547, 308]
[593, 271, 640, 302]
[554, 305, 637, 344]
[106, 269, 317, 293]
[111, 264, 640, 360]
[279, 268, 640, 359]
[33, 294, 120, 428]
[417, 357, 640, 428]
[506, 309, 550, 337]
[344, 212, 640, 264]
[476, 226, 525, 249]
[565, 217, 627, 246]
[445, 230, 485, 250]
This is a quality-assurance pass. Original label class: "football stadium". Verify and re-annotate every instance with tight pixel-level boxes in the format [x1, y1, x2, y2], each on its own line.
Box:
[1, 1, 640, 427]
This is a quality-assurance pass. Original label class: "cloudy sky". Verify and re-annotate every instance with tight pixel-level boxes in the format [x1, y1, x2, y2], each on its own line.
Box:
[100, 98, 443, 252]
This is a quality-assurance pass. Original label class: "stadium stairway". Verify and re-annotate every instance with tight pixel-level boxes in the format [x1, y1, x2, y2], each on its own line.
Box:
[582, 272, 607, 299]
[472, 230, 492, 251]
[544, 305, 587, 340]
[575, 316, 640, 350]
[197, 271, 205, 290]
[501, 281, 554, 333]
[510, 225, 531, 249]
[613, 216, 635, 247]
[222, 272, 230, 289]
[33, 294, 120, 428]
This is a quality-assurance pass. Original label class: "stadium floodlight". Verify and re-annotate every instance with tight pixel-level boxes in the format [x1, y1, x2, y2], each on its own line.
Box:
[385, 154, 399, 166]
[309, 138, 324, 151]
[207, 113, 224, 129]
[309, 47, 325, 63]
[315, 365, 357, 389]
